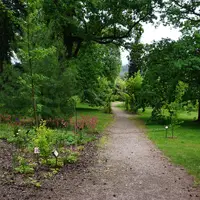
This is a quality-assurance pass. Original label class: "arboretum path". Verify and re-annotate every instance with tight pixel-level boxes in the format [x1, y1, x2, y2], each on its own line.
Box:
[36, 102, 199, 200]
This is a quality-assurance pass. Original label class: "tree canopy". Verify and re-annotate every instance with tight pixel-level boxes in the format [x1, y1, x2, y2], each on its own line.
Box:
[0, 0, 25, 73]
[1, 0, 200, 124]
[163, 0, 200, 28]
[43, 0, 163, 58]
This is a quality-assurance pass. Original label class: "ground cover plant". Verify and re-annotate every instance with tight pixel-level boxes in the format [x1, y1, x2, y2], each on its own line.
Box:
[137, 107, 200, 184]
[0, 103, 113, 187]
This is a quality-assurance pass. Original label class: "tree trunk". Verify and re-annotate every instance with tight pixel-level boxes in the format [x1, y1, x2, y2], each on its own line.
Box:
[198, 99, 200, 122]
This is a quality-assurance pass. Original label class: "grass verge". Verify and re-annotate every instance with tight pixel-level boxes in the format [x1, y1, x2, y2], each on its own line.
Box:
[136, 107, 200, 185]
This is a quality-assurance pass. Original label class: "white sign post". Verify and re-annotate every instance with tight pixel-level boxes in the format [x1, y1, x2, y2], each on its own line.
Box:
[34, 147, 40, 164]
[52, 149, 59, 167]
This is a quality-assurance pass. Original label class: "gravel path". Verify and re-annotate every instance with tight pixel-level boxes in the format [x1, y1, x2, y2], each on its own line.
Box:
[6, 102, 199, 200]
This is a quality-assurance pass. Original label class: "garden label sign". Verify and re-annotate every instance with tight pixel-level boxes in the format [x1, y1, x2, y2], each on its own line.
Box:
[34, 147, 40, 154]
[53, 149, 59, 157]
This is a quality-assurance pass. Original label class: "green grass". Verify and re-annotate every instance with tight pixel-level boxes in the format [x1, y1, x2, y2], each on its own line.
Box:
[76, 103, 113, 132]
[0, 123, 13, 140]
[115, 102, 126, 110]
[137, 107, 200, 184]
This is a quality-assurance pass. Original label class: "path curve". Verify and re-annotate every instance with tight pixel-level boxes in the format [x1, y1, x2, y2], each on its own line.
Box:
[35, 102, 199, 200]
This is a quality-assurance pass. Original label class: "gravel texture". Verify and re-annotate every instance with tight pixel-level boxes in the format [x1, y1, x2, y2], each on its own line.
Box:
[1, 102, 200, 200]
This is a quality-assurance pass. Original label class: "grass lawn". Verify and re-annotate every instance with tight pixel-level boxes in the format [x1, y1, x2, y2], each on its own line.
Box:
[0, 123, 13, 140]
[137, 107, 200, 184]
[76, 103, 113, 132]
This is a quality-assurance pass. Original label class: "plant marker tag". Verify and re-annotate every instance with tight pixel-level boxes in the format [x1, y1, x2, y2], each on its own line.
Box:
[53, 149, 59, 157]
[34, 147, 40, 154]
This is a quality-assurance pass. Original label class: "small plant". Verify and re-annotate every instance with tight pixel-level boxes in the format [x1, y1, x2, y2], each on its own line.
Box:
[8, 128, 31, 149]
[65, 132, 78, 146]
[163, 81, 187, 138]
[27, 178, 42, 188]
[14, 156, 34, 174]
[46, 158, 63, 167]
[63, 151, 79, 164]
[33, 122, 54, 162]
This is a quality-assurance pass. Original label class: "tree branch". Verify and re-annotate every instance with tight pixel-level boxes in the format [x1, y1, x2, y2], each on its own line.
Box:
[93, 14, 148, 44]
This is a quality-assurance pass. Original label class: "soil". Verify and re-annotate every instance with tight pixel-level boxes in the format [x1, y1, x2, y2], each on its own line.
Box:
[1, 102, 200, 200]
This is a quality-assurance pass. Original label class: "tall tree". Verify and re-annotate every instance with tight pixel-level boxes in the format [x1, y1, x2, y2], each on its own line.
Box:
[128, 43, 144, 77]
[0, 0, 25, 73]
[75, 43, 121, 106]
[43, 0, 163, 59]
[163, 0, 200, 28]
[142, 34, 200, 121]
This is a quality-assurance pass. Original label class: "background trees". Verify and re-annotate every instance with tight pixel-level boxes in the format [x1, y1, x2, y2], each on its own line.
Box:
[0, 0, 124, 122]
[0, 0, 25, 73]
[75, 43, 121, 106]
[163, 0, 200, 28]
[128, 33, 200, 122]
[1, 0, 200, 124]
[42, 0, 162, 58]
[128, 43, 144, 77]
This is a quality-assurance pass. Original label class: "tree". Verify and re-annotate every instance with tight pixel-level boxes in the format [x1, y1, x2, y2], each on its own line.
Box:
[0, 0, 25, 73]
[0, 0, 76, 121]
[125, 71, 143, 113]
[43, 0, 163, 59]
[128, 43, 144, 77]
[176, 33, 200, 121]
[163, 0, 200, 28]
[75, 43, 121, 106]
[142, 33, 200, 122]
[141, 39, 182, 121]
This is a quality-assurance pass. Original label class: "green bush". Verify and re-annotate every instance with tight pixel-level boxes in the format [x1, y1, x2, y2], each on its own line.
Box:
[63, 152, 79, 164]
[14, 156, 34, 174]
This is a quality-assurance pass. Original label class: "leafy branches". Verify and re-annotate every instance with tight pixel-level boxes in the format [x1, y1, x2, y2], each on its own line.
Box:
[162, 0, 200, 28]
[0, 0, 26, 73]
[43, 0, 162, 58]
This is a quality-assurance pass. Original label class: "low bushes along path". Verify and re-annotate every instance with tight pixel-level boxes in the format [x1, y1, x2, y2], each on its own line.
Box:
[2, 102, 200, 199]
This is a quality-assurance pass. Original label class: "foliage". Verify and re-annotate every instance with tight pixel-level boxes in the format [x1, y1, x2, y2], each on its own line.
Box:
[141, 34, 200, 122]
[128, 43, 145, 77]
[63, 152, 79, 164]
[125, 71, 143, 113]
[163, 81, 188, 137]
[162, 0, 200, 29]
[33, 123, 54, 160]
[42, 0, 162, 58]
[0, 0, 77, 120]
[113, 77, 126, 101]
[0, 0, 25, 72]
[14, 156, 34, 174]
[75, 43, 121, 107]
[0, 102, 113, 182]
